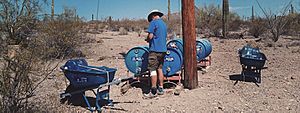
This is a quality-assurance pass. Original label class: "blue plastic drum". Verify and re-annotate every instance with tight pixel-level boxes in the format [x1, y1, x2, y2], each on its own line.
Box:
[163, 48, 183, 77]
[196, 39, 212, 61]
[124, 46, 149, 74]
[167, 39, 183, 54]
[196, 40, 206, 61]
[199, 39, 212, 57]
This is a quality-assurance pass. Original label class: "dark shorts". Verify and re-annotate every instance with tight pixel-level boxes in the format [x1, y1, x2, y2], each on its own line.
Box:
[148, 52, 166, 71]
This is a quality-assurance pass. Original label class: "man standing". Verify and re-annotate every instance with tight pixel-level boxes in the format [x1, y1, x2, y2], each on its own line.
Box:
[144, 10, 167, 98]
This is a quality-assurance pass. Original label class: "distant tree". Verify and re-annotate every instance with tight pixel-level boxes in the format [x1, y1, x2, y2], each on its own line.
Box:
[196, 4, 241, 37]
[0, 0, 42, 45]
[249, 18, 267, 38]
[256, 0, 292, 42]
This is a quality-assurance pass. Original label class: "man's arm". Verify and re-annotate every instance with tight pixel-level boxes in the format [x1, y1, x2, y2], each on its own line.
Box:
[145, 33, 154, 42]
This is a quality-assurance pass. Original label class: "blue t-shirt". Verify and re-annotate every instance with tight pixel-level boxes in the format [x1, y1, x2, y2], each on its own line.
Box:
[147, 19, 167, 52]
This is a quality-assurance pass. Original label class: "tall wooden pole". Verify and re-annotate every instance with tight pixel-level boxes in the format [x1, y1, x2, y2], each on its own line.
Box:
[168, 0, 171, 21]
[182, 0, 198, 89]
[96, 0, 100, 20]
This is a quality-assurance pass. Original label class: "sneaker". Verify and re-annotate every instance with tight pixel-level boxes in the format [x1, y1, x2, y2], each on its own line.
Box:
[150, 87, 157, 95]
[143, 87, 157, 99]
[143, 92, 157, 99]
[157, 86, 164, 95]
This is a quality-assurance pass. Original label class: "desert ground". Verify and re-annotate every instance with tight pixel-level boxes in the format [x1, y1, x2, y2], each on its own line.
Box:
[33, 31, 300, 112]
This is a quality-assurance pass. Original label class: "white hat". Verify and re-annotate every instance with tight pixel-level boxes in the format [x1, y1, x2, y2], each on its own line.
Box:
[147, 10, 164, 22]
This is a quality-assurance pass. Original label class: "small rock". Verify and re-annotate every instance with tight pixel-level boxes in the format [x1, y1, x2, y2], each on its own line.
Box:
[184, 89, 189, 92]
[220, 40, 225, 43]
[289, 99, 295, 102]
[218, 101, 222, 104]
[218, 106, 224, 111]
[291, 77, 295, 80]
[174, 89, 180, 95]
[97, 56, 107, 61]
[286, 107, 292, 110]
[96, 40, 104, 43]
[170, 109, 176, 112]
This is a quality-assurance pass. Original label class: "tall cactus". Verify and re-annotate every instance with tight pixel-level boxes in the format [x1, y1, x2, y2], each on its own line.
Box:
[291, 4, 294, 14]
[251, 6, 254, 21]
[51, 0, 54, 19]
[222, 0, 229, 38]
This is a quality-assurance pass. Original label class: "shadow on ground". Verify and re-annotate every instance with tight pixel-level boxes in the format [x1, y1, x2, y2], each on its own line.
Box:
[60, 85, 139, 112]
[229, 74, 260, 87]
[119, 52, 127, 59]
[61, 94, 139, 112]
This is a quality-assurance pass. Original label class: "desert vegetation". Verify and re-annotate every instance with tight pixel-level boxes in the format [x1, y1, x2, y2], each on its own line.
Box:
[0, 0, 84, 112]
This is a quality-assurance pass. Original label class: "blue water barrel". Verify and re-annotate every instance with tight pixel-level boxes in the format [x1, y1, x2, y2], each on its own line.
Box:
[124, 46, 149, 74]
[196, 39, 212, 60]
[167, 39, 183, 54]
[163, 48, 183, 77]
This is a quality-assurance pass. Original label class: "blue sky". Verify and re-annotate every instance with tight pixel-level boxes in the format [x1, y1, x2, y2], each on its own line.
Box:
[43, 0, 300, 21]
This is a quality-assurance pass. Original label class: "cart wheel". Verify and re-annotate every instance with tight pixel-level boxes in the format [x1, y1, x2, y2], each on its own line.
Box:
[256, 75, 261, 83]
[241, 71, 245, 82]
[60, 93, 68, 104]
[65, 85, 85, 105]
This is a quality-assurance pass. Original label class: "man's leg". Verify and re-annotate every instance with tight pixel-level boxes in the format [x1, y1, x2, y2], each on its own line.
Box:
[144, 52, 158, 98]
[150, 71, 157, 88]
[157, 68, 164, 95]
[157, 68, 164, 87]
[148, 71, 157, 96]
[157, 52, 165, 95]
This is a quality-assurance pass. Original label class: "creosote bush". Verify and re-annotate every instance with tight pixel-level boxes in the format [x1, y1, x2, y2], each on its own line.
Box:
[249, 18, 267, 38]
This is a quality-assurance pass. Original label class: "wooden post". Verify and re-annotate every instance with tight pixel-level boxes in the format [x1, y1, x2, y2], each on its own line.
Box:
[96, 0, 100, 20]
[182, 0, 198, 89]
[168, 0, 171, 21]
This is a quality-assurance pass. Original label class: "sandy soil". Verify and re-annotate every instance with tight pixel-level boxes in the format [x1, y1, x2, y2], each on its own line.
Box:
[33, 31, 300, 112]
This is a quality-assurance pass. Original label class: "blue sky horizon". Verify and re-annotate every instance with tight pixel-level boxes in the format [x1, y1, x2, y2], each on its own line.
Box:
[42, 0, 300, 21]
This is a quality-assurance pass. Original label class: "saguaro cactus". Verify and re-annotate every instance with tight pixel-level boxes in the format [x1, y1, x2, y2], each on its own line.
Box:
[251, 6, 254, 21]
[222, 0, 229, 38]
[291, 4, 294, 14]
[51, 0, 54, 19]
